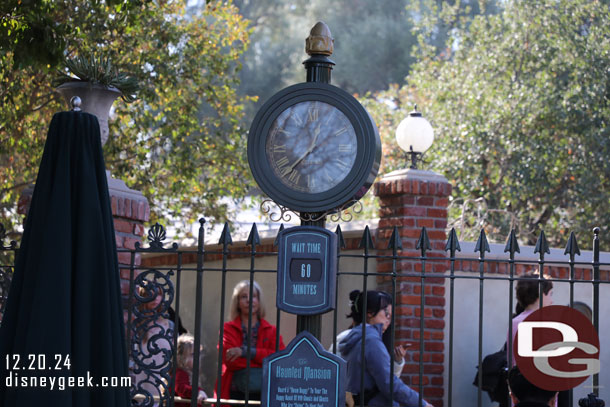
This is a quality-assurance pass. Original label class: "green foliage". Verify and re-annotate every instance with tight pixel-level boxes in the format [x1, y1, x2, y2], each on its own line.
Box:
[408, 0, 501, 59]
[0, 0, 67, 69]
[0, 0, 146, 69]
[224, 0, 420, 116]
[1, 1, 252, 237]
[307, 0, 419, 95]
[365, 0, 610, 246]
[55, 53, 139, 102]
[221, 0, 501, 223]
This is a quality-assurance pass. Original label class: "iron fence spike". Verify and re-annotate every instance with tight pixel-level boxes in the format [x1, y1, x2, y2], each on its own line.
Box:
[218, 222, 233, 246]
[445, 228, 461, 254]
[335, 225, 346, 249]
[564, 231, 581, 257]
[358, 225, 374, 250]
[534, 230, 550, 255]
[416, 227, 431, 256]
[503, 229, 520, 255]
[247, 223, 261, 247]
[388, 226, 403, 251]
[474, 229, 491, 254]
[273, 224, 285, 247]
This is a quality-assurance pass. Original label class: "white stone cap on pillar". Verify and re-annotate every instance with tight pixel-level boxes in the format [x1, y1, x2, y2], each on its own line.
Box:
[106, 170, 146, 201]
[380, 168, 449, 183]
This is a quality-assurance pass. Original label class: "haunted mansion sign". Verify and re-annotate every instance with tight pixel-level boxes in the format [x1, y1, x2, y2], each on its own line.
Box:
[262, 331, 346, 407]
[276, 226, 337, 315]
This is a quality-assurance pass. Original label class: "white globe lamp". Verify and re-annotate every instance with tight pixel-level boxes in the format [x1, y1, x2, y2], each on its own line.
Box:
[395, 105, 434, 169]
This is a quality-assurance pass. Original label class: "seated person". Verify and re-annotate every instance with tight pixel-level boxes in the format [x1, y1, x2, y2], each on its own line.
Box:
[215, 280, 285, 401]
[330, 290, 407, 377]
[510, 273, 553, 365]
[508, 366, 558, 407]
[175, 334, 207, 404]
[339, 290, 432, 407]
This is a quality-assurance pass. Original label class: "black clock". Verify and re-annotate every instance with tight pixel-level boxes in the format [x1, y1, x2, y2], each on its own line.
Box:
[248, 82, 381, 213]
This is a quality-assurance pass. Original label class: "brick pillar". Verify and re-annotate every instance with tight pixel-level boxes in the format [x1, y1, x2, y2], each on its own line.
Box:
[107, 172, 149, 314]
[374, 168, 451, 407]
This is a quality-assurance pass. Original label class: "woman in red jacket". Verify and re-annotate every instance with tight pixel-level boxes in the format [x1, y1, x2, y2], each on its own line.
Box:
[215, 280, 284, 401]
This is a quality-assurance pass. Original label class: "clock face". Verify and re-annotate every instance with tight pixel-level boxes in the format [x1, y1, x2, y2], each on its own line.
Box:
[265, 101, 357, 193]
[248, 82, 381, 213]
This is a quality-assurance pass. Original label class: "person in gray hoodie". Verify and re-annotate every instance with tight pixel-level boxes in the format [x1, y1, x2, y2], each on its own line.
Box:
[338, 290, 432, 407]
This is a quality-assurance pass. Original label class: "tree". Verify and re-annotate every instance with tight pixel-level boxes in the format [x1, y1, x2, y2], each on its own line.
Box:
[364, 0, 610, 245]
[1, 0, 252, 236]
[222, 0, 420, 116]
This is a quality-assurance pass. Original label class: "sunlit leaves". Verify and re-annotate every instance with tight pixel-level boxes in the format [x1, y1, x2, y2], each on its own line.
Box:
[364, 0, 610, 245]
[1, 1, 252, 237]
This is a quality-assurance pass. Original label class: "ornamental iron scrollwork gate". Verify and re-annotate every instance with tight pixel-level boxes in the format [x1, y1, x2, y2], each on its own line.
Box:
[0, 220, 607, 407]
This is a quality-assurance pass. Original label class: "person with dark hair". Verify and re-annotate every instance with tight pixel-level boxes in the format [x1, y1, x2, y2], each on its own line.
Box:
[338, 290, 432, 407]
[511, 273, 553, 365]
[508, 366, 558, 406]
[168, 306, 188, 336]
[328, 290, 362, 354]
[330, 290, 408, 378]
[509, 273, 554, 407]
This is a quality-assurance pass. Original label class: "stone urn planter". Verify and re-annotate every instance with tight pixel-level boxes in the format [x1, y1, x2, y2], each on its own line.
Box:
[55, 81, 121, 146]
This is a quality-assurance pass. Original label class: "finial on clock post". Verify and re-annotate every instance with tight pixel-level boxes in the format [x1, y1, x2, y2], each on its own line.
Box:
[303, 22, 335, 84]
[306, 22, 334, 56]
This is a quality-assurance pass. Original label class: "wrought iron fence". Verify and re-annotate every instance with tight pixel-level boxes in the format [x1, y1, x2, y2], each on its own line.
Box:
[1, 220, 608, 407]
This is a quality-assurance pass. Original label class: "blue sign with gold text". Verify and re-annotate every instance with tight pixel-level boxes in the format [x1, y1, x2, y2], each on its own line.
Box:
[276, 226, 337, 315]
[261, 331, 346, 407]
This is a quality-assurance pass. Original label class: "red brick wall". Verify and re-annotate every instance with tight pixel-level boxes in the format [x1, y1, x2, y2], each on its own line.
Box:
[374, 170, 452, 407]
[110, 193, 149, 305]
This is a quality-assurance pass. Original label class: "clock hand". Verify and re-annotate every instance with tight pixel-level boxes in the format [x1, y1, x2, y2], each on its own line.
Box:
[285, 152, 308, 174]
[284, 125, 321, 174]
[309, 125, 321, 149]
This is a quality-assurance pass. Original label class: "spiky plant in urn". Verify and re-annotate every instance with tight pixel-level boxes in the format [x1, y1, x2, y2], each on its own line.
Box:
[54, 53, 139, 145]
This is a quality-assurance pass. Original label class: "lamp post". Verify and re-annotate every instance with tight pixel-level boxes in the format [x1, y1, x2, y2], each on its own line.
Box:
[395, 105, 434, 169]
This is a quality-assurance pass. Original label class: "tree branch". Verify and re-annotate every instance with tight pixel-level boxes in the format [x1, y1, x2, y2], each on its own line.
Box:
[0, 180, 35, 195]
[32, 95, 57, 112]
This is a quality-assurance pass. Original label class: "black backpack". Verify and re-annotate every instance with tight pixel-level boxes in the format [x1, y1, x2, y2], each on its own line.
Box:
[473, 343, 509, 406]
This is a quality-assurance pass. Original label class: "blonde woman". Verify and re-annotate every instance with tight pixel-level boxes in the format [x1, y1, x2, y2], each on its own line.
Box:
[175, 334, 207, 403]
[215, 280, 285, 401]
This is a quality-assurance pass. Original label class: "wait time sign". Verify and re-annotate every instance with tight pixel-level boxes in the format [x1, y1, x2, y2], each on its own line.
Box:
[276, 226, 337, 315]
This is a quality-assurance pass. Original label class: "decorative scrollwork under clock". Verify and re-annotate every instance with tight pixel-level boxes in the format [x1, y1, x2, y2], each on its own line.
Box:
[261, 199, 363, 223]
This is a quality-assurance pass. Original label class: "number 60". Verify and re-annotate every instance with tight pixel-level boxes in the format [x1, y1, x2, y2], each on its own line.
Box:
[300, 263, 311, 278]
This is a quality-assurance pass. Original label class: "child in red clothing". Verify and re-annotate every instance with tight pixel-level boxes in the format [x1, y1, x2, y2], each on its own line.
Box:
[175, 334, 207, 404]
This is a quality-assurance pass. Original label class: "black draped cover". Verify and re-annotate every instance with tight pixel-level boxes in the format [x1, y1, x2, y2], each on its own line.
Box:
[0, 111, 130, 406]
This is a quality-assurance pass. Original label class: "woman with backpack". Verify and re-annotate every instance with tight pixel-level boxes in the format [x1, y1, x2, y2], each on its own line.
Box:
[338, 290, 433, 407]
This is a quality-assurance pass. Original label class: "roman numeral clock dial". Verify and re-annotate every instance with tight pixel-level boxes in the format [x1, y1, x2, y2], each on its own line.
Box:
[248, 82, 381, 213]
[267, 101, 356, 194]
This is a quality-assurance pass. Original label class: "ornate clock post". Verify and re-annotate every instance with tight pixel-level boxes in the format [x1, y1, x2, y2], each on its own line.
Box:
[248, 22, 381, 340]
[297, 22, 335, 337]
